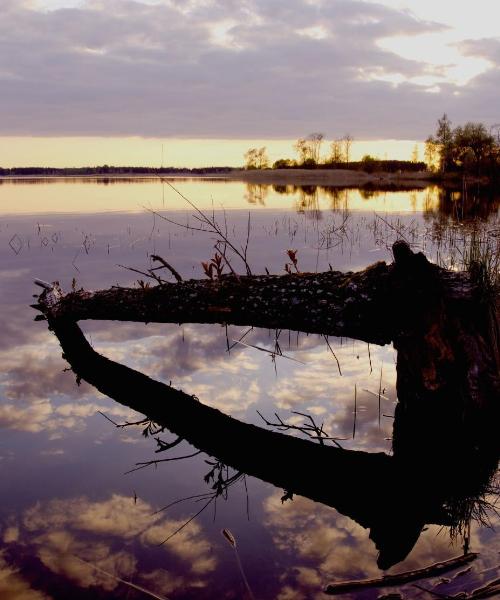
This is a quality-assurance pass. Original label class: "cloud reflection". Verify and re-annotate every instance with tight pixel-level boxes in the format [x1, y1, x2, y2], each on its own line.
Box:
[5, 493, 216, 595]
[263, 489, 474, 598]
[0, 551, 50, 600]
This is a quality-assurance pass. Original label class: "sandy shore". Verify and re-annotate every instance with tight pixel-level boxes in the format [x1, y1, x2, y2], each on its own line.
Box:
[0, 169, 435, 187]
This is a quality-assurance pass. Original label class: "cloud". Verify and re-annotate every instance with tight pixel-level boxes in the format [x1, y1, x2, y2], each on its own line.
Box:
[5, 493, 216, 594]
[0, 551, 50, 600]
[2, 0, 490, 139]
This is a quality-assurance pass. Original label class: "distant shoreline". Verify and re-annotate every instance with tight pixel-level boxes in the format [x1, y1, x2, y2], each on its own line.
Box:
[0, 168, 436, 188]
[0, 168, 492, 189]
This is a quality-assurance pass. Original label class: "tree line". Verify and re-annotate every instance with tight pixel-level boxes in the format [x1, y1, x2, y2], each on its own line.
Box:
[245, 133, 358, 170]
[425, 114, 499, 177]
[245, 117, 500, 179]
[0, 166, 234, 177]
[245, 132, 425, 172]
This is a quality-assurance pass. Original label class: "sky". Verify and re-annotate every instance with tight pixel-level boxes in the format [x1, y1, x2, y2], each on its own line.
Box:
[1, 0, 499, 166]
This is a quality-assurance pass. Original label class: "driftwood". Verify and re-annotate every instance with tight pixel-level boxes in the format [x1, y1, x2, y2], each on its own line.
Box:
[465, 576, 500, 599]
[324, 552, 478, 595]
[34, 241, 500, 573]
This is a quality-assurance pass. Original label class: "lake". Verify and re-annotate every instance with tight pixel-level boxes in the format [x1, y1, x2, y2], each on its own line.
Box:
[0, 177, 498, 599]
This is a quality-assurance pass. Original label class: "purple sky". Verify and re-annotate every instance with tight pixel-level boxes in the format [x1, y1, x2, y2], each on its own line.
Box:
[1, 0, 499, 141]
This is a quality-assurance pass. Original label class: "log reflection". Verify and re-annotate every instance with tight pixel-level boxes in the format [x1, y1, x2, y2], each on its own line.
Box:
[39, 314, 498, 572]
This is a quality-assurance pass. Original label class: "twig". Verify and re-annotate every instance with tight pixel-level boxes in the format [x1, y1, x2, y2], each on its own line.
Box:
[353, 384, 357, 439]
[324, 335, 342, 375]
[378, 365, 383, 428]
[148, 180, 253, 275]
[125, 450, 202, 474]
[227, 327, 254, 352]
[150, 254, 183, 282]
[257, 410, 344, 449]
[153, 492, 215, 515]
[232, 339, 306, 364]
[117, 264, 157, 281]
[157, 497, 215, 545]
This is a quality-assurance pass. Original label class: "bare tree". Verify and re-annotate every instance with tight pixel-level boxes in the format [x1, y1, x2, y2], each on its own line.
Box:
[294, 133, 324, 165]
[307, 132, 324, 163]
[341, 134, 353, 165]
[293, 138, 309, 164]
[244, 147, 269, 169]
[330, 139, 344, 163]
[256, 147, 269, 169]
[411, 144, 419, 163]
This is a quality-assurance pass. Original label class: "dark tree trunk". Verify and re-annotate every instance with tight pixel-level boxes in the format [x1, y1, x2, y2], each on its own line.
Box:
[40, 261, 395, 344]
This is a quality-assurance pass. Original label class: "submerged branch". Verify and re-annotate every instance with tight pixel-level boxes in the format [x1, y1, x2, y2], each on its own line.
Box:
[324, 553, 478, 595]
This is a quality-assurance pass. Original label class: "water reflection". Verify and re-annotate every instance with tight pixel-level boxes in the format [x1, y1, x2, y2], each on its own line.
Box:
[1, 181, 498, 599]
[0, 176, 498, 217]
[427, 186, 500, 221]
[41, 311, 498, 577]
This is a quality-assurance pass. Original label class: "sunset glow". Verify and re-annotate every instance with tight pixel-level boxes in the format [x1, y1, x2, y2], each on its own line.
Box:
[1, 0, 499, 165]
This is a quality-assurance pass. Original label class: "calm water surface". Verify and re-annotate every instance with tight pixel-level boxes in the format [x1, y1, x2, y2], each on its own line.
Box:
[0, 178, 498, 599]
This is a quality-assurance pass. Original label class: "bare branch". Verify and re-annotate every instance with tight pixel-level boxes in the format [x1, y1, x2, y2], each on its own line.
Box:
[150, 254, 183, 282]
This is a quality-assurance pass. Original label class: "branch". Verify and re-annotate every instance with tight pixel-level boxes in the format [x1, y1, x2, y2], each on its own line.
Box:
[324, 553, 478, 595]
[150, 254, 183, 282]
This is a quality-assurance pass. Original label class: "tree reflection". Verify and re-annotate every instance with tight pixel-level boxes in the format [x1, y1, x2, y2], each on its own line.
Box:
[250, 182, 499, 222]
[41, 313, 498, 572]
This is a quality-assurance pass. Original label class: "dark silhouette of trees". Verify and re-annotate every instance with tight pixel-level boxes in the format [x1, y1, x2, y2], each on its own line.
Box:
[435, 114, 454, 173]
[426, 114, 499, 176]
[0, 165, 234, 177]
[272, 158, 293, 169]
[360, 155, 377, 172]
[452, 123, 495, 173]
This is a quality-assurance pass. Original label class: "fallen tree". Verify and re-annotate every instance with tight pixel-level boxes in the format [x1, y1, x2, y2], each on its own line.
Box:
[37, 242, 479, 347]
[34, 241, 499, 573]
[36, 241, 499, 429]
